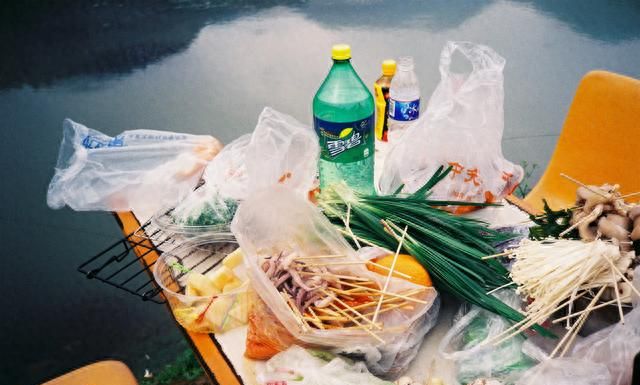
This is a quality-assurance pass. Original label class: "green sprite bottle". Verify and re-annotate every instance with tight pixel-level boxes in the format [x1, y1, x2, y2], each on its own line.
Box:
[313, 44, 375, 194]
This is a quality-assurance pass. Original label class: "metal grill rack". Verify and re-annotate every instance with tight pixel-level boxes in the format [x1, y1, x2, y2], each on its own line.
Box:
[78, 215, 236, 304]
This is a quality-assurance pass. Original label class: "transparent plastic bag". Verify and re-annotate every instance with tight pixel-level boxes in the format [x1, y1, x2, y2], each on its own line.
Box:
[47, 119, 221, 213]
[163, 107, 319, 236]
[570, 266, 640, 385]
[379, 41, 523, 210]
[515, 358, 611, 385]
[257, 345, 394, 385]
[231, 186, 439, 378]
[438, 290, 542, 384]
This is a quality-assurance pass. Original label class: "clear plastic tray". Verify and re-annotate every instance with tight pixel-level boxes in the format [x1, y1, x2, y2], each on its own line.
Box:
[153, 238, 250, 333]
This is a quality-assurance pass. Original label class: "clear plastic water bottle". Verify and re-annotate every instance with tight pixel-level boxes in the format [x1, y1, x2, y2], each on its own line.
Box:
[388, 56, 420, 143]
[313, 44, 375, 194]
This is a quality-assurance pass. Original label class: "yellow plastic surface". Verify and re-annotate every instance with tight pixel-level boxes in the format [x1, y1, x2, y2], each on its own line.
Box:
[41, 360, 138, 385]
[524, 70, 640, 211]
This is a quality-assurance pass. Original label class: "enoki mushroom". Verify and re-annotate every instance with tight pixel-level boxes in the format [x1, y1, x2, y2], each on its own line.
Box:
[491, 238, 639, 357]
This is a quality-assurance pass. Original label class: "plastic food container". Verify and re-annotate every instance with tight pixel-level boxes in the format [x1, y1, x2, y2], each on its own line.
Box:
[151, 206, 236, 241]
[153, 238, 250, 333]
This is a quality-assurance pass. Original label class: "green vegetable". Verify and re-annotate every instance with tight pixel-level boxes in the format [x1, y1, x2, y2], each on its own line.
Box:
[528, 199, 579, 240]
[319, 166, 553, 337]
[172, 197, 238, 227]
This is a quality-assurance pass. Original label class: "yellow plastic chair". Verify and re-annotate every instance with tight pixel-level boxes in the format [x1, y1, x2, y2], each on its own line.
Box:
[523, 70, 640, 212]
[41, 360, 138, 385]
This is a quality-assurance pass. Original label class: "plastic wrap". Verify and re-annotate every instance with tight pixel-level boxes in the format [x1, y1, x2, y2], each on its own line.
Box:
[438, 290, 542, 384]
[379, 41, 523, 211]
[570, 266, 640, 385]
[515, 358, 611, 385]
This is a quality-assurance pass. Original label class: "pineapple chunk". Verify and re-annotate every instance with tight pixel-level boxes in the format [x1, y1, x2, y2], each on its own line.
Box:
[228, 294, 249, 323]
[222, 277, 243, 293]
[223, 248, 244, 269]
[205, 297, 233, 330]
[186, 272, 219, 296]
[207, 266, 236, 291]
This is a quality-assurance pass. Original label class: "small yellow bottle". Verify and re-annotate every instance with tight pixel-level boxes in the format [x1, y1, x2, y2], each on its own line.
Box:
[373, 59, 396, 142]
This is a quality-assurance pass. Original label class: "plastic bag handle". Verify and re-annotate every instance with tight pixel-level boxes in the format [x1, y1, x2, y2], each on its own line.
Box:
[439, 41, 506, 81]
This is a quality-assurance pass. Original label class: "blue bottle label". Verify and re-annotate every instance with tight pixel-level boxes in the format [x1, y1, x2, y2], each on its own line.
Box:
[389, 98, 420, 121]
[314, 115, 374, 163]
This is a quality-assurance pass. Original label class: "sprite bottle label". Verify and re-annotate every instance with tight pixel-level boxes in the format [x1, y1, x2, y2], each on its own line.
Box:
[313, 115, 374, 163]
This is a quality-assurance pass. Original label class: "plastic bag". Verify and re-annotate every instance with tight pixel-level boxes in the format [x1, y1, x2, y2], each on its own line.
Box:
[246, 292, 298, 360]
[379, 41, 523, 210]
[257, 345, 393, 385]
[570, 266, 640, 385]
[515, 358, 611, 385]
[231, 186, 439, 378]
[163, 107, 319, 236]
[438, 290, 543, 384]
[47, 119, 221, 213]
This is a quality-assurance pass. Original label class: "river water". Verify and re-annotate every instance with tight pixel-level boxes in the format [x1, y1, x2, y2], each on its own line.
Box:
[2, 1, 640, 383]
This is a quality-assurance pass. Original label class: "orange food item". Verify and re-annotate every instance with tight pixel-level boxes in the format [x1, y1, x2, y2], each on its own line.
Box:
[368, 254, 432, 286]
[245, 293, 296, 360]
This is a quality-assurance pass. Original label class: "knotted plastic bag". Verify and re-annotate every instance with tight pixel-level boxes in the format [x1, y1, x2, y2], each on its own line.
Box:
[47, 119, 221, 214]
[379, 41, 523, 211]
[231, 186, 439, 378]
[165, 107, 319, 235]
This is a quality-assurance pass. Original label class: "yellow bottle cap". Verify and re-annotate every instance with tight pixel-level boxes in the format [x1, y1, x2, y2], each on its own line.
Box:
[332, 44, 351, 60]
[382, 59, 396, 76]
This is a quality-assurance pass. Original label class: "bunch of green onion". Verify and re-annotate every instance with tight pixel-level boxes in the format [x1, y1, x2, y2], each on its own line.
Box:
[318, 166, 551, 336]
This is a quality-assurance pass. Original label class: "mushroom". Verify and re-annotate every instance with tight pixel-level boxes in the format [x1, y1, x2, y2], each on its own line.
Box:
[628, 206, 640, 221]
[597, 216, 629, 242]
[629, 206, 640, 241]
[604, 213, 631, 230]
[577, 203, 604, 241]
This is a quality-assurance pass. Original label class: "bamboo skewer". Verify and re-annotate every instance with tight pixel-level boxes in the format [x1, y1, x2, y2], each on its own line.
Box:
[281, 291, 309, 332]
[297, 270, 373, 282]
[328, 303, 385, 344]
[294, 254, 347, 260]
[551, 296, 631, 324]
[486, 281, 516, 295]
[551, 285, 606, 358]
[337, 229, 383, 249]
[307, 307, 325, 329]
[300, 260, 413, 279]
[611, 270, 625, 324]
[560, 173, 609, 198]
[319, 288, 381, 330]
[371, 225, 408, 328]
[481, 250, 515, 260]
[337, 280, 428, 304]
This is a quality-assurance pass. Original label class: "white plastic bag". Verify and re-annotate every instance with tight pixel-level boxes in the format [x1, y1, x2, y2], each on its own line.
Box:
[257, 345, 394, 385]
[379, 41, 523, 209]
[438, 290, 542, 384]
[245, 107, 319, 198]
[570, 266, 640, 385]
[231, 186, 439, 378]
[515, 358, 611, 385]
[165, 107, 319, 234]
[47, 119, 221, 213]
